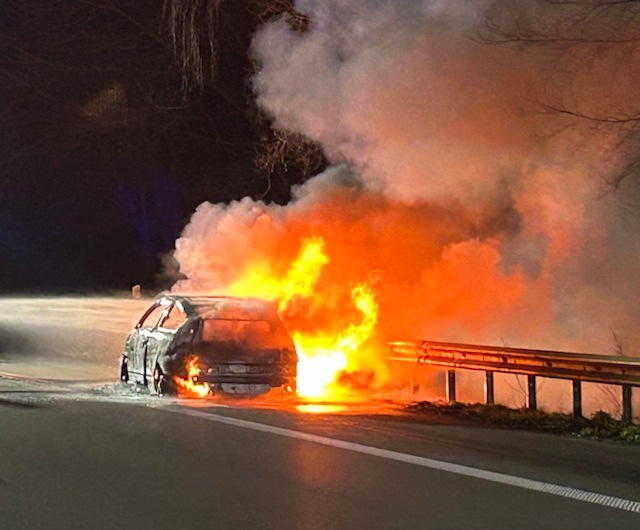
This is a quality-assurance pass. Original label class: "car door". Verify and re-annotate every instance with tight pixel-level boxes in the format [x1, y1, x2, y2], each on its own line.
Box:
[147, 302, 190, 377]
[129, 302, 169, 384]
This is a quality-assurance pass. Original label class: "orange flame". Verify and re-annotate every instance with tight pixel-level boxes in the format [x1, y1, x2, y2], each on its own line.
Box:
[173, 356, 211, 398]
[225, 237, 328, 310]
[277, 237, 328, 313]
[294, 283, 378, 399]
[209, 236, 381, 401]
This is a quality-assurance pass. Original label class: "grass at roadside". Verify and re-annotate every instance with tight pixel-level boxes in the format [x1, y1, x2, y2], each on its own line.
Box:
[404, 401, 640, 443]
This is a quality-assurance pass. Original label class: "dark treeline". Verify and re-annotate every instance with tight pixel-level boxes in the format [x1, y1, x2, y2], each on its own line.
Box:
[0, 0, 326, 293]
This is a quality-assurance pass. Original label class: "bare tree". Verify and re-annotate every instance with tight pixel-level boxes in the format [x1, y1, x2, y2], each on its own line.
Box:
[162, 0, 220, 96]
[0, 0, 327, 289]
[480, 0, 640, 193]
[596, 328, 626, 416]
[249, 0, 312, 32]
[255, 128, 328, 197]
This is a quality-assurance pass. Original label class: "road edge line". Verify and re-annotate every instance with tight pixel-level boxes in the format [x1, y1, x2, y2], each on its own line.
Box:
[165, 406, 640, 514]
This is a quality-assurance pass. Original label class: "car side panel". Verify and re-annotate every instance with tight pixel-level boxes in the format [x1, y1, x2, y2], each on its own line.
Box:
[153, 318, 200, 377]
[125, 329, 146, 383]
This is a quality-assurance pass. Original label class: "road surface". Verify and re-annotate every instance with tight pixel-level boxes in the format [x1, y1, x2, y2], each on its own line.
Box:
[0, 297, 639, 528]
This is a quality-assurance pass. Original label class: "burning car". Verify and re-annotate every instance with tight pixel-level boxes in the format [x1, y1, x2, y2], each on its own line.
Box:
[119, 295, 298, 396]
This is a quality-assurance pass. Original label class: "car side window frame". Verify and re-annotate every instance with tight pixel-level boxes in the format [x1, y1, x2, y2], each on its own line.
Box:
[136, 301, 171, 329]
[158, 301, 188, 332]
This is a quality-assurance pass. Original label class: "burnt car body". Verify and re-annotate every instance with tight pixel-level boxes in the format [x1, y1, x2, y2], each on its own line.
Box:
[119, 295, 298, 395]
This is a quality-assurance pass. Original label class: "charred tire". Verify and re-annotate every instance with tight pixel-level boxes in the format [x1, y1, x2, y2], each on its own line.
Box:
[153, 364, 175, 396]
[119, 355, 129, 382]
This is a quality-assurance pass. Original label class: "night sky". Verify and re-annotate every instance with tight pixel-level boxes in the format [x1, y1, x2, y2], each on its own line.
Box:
[0, 1, 323, 293]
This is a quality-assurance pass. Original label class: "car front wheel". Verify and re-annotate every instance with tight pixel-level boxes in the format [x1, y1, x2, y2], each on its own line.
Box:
[119, 355, 129, 382]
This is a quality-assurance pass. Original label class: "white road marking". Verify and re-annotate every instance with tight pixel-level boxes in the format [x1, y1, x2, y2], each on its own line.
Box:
[168, 407, 640, 514]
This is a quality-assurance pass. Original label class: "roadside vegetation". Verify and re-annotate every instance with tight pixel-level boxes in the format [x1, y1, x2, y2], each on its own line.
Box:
[405, 401, 640, 443]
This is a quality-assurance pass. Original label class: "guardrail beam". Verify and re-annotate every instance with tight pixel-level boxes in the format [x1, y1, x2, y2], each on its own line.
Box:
[388, 341, 640, 387]
[386, 340, 640, 424]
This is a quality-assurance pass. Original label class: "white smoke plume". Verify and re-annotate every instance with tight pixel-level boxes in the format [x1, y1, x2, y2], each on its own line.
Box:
[173, 0, 640, 355]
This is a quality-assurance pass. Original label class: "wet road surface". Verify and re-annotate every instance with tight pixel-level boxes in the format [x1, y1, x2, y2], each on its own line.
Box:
[1, 375, 639, 529]
[1, 297, 639, 528]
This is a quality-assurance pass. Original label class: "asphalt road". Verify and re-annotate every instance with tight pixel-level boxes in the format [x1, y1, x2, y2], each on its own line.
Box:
[1, 297, 640, 528]
[1, 375, 639, 529]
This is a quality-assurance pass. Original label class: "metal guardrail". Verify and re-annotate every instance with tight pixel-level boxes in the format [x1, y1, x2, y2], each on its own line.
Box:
[387, 340, 640, 424]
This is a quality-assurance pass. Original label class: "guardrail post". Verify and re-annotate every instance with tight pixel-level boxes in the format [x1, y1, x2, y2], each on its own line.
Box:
[527, 375, 537, 410]
[447, 370, 456, 403]
[622, 385, 632, 425]
[572, 380, 582, 418]
[485, 370, 494, 405]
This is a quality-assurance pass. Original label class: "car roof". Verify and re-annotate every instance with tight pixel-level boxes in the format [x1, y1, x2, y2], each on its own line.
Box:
[156, 294, 280, 320]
